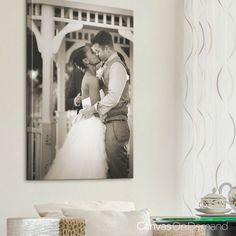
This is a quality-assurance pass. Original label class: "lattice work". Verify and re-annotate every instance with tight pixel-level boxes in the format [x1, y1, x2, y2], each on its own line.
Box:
[27, 3, 133, 31]
[65, 29, 130, 47]
[53, 7, 133, 28]
[27, 4, 42, 16]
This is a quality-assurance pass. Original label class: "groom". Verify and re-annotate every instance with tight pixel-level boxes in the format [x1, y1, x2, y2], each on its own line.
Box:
[82, 31, 130, 178]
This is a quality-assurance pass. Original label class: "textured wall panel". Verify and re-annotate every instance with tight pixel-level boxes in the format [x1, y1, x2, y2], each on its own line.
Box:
[183, 0, 236, 214]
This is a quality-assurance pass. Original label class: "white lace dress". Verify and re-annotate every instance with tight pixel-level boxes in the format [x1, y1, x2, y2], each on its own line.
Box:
[45, 98, 108, 179]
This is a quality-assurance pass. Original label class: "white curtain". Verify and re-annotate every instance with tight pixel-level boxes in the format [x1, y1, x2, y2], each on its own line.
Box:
[182, 0, 236, 214]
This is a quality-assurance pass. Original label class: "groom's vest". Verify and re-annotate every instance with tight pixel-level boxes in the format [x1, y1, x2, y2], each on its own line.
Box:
[102, 56, 130, 122]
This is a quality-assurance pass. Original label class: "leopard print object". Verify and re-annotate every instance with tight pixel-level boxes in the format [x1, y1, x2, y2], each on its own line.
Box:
[59, 218, 86, 236]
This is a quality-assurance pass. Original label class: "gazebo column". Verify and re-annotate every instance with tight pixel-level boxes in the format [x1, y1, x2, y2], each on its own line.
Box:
[55, 39, 67, 149]
[39, 5, 56, 179]
[51, 21, 83, 150]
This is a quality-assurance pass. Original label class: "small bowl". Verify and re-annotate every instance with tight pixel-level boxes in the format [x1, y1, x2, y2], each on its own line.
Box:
[199, 193, 226, 209]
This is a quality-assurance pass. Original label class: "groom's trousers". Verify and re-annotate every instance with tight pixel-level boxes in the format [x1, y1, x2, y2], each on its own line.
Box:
[105, 120, 130, 178]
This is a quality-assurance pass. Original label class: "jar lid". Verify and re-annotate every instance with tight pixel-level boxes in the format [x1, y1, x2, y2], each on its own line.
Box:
[202, 188, 226, 199]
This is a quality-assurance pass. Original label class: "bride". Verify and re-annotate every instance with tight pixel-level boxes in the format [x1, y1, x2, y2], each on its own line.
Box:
[45, 45, 108, 180]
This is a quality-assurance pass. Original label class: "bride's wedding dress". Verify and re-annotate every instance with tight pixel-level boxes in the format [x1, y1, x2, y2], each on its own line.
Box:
[45, 98, 108, 179]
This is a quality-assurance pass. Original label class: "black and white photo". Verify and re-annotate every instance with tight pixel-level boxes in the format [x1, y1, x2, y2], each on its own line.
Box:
[26, 0, 133, 180]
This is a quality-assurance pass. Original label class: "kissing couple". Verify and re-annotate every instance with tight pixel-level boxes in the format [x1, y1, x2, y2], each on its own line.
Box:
[45, 30, 131, 180]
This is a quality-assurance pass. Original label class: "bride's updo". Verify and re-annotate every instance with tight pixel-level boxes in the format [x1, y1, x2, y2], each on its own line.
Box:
[73, 45, 90, 70]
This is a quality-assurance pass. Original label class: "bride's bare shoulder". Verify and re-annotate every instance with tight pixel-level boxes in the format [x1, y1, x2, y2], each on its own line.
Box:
[86, 73, 99, 86]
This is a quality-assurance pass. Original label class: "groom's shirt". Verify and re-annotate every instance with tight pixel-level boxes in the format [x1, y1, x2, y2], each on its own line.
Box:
[96, 52, 129, 120]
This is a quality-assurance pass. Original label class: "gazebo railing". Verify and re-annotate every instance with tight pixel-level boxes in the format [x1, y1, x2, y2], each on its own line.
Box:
[65, 29, 130, 47]
[27, 117, 42, 180]
[27, 3, 134, 31]
[27, 116, 57, 180]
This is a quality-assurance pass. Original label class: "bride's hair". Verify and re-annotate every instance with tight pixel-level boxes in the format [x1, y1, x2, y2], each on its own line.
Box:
[73, 45, 89, 70]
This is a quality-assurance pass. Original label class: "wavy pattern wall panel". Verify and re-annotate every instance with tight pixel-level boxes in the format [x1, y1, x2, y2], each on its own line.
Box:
[183, 0, 236, 214]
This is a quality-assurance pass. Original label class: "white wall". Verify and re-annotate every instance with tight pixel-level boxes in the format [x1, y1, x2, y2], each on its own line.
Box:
[0, 0, 184, 235]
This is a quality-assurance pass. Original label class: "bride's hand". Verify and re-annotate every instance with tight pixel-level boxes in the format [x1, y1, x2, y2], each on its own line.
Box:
[81, 106, 96, 119]
[74, 93, 82, 107]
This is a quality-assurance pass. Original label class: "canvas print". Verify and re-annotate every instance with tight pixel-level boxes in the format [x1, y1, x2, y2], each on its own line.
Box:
[26, 0, 133, 180]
